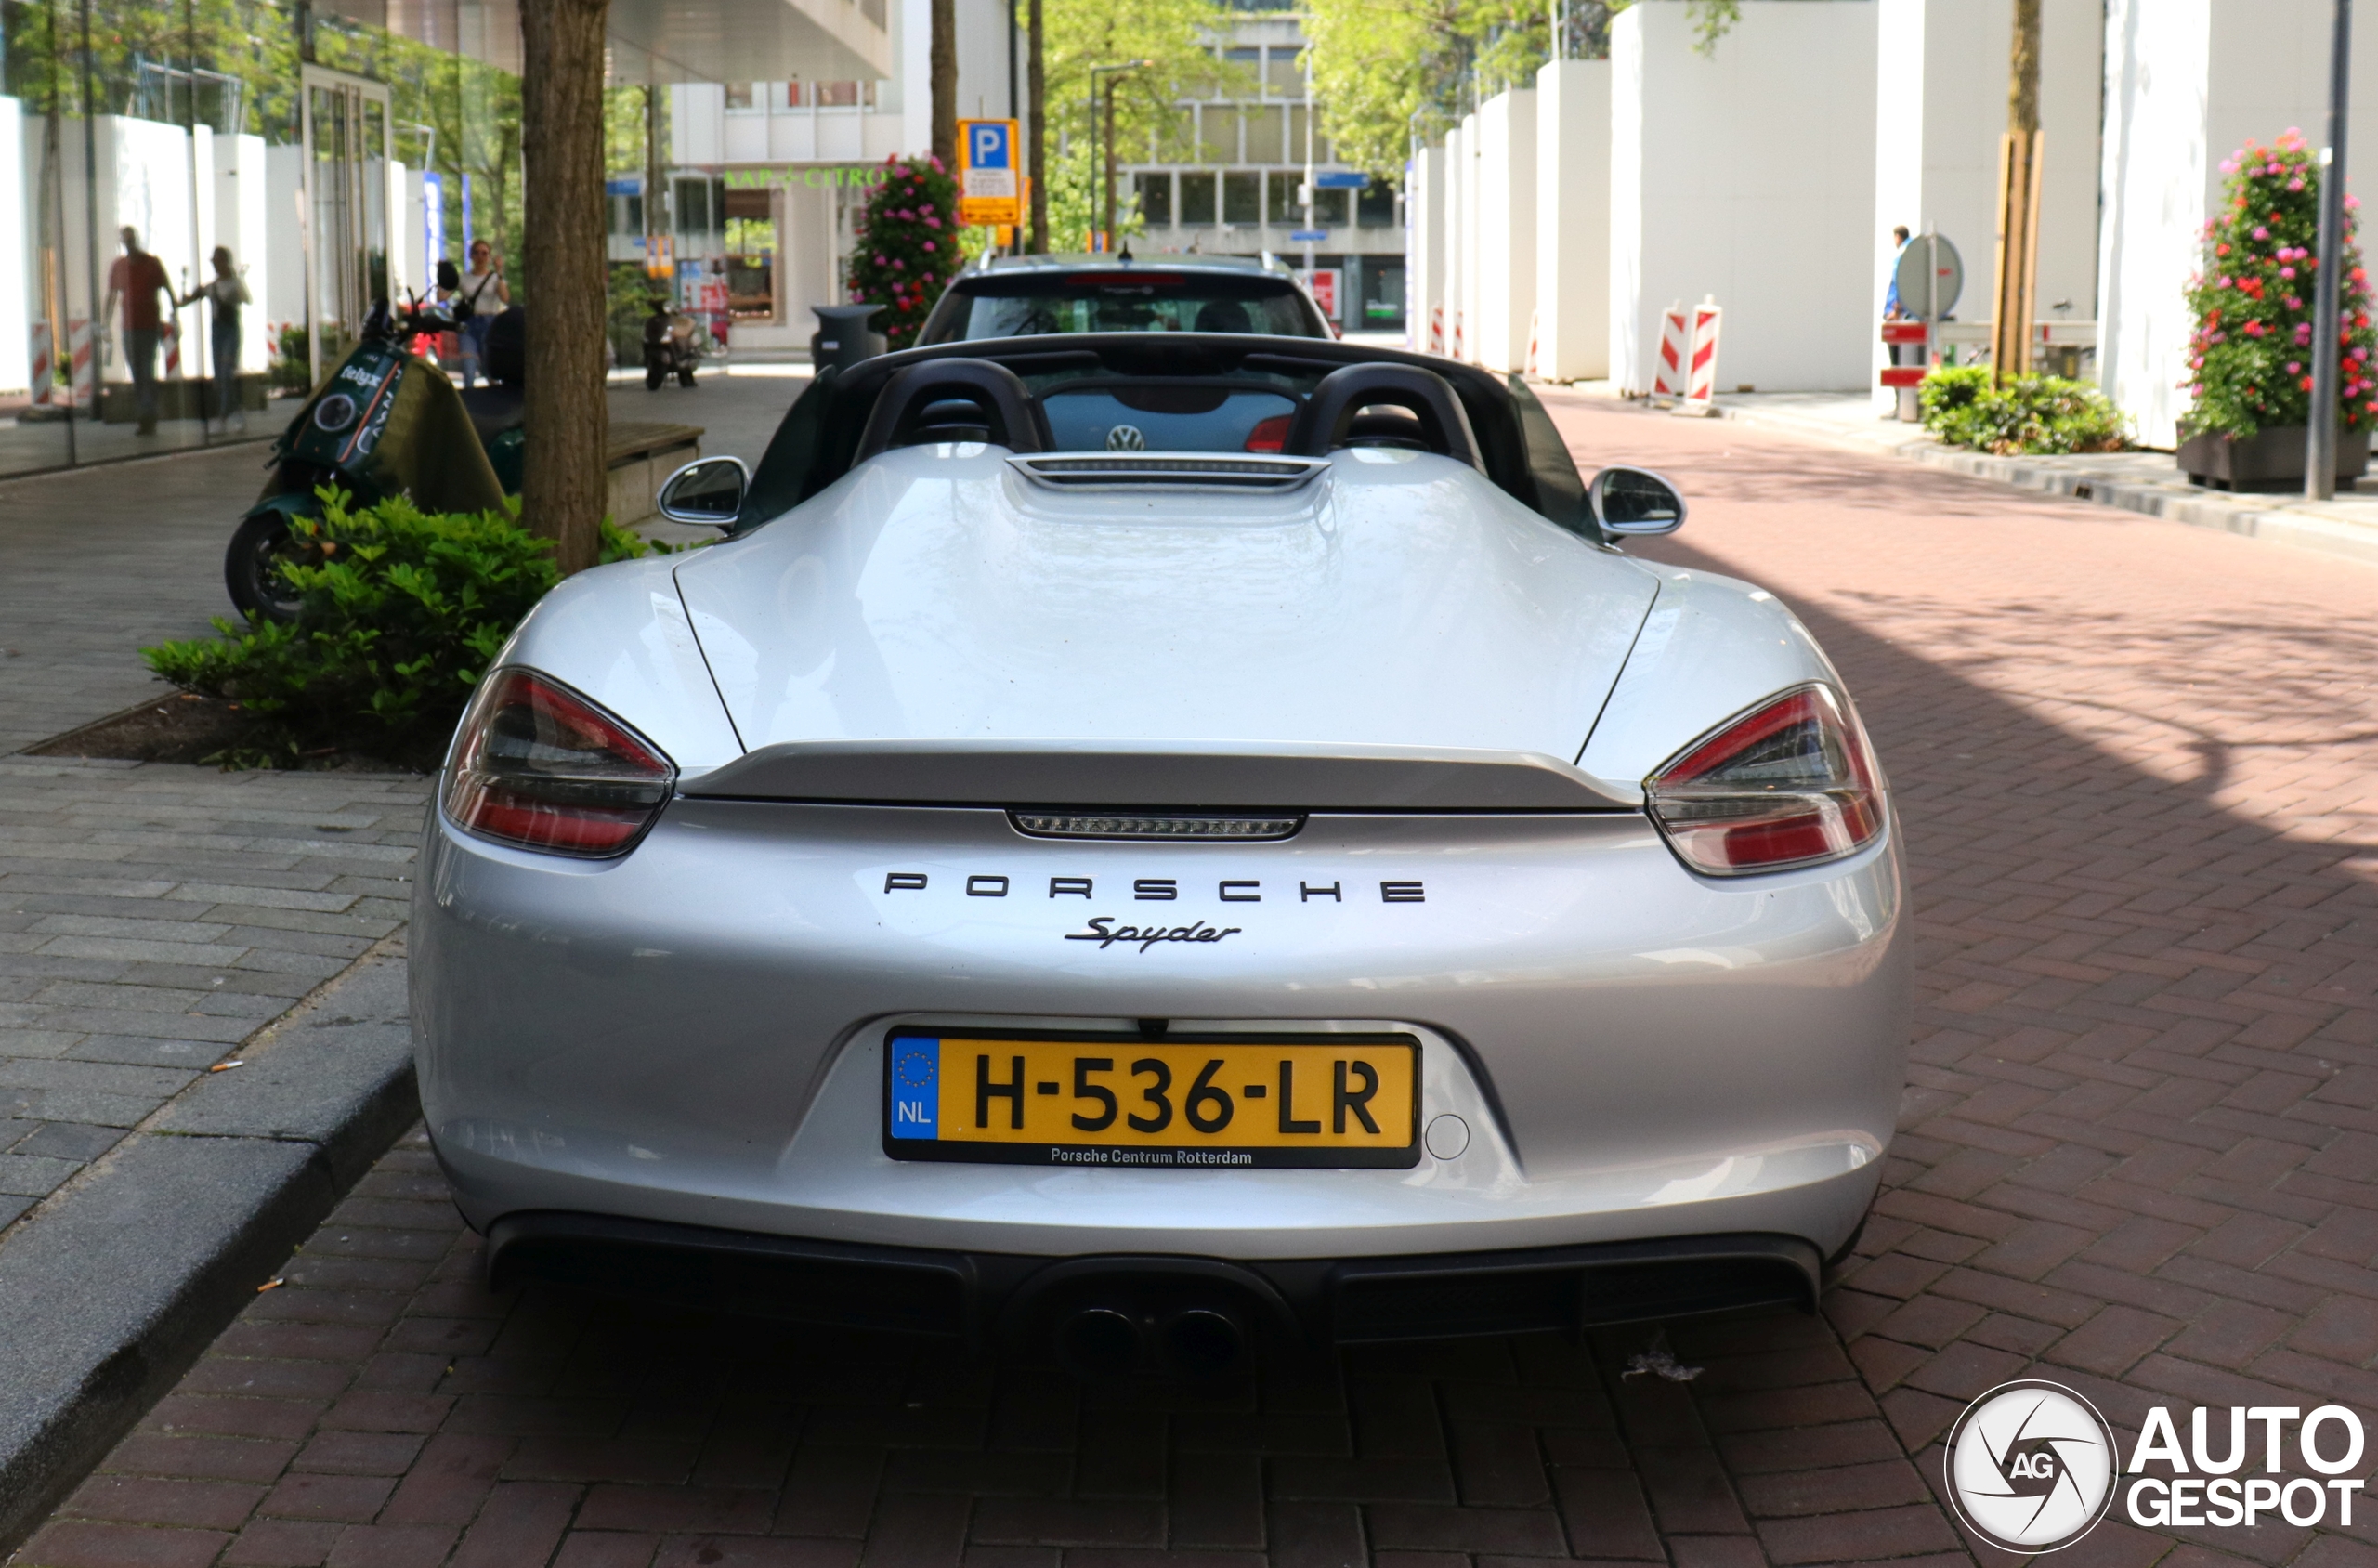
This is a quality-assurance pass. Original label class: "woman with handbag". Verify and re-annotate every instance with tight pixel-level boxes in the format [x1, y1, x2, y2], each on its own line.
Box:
[453, 239, 511, 388]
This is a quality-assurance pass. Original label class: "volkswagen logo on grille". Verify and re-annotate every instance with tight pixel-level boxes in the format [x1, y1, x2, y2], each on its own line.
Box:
[1943, 1380, 2116, 1552]
[1104, 424, 1146, 451]
[313, 393, 358, 432]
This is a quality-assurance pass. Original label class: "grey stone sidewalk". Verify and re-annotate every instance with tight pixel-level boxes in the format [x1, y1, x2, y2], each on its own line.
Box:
[0, 755, 428, 1238]
[1564, 384, 2378, 567]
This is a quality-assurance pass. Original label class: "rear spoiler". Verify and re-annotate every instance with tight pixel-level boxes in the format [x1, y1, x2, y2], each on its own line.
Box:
[679, 738, 1640, 812]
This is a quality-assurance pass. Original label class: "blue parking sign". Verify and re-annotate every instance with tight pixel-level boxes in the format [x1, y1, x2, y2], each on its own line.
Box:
[969, 122, 1012, 170]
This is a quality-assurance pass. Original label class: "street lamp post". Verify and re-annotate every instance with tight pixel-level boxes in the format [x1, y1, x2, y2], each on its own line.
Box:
[2308, 0, 2354, 501]
[1086, 60, 1148, 253]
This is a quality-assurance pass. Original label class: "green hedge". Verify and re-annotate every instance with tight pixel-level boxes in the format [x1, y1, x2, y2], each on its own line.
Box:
[145, 491, 673, 769]
[1918, 366, 2131, 456]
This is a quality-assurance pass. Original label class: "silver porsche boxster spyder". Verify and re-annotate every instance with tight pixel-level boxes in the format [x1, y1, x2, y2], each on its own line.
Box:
[412, 334, 1908, 1375]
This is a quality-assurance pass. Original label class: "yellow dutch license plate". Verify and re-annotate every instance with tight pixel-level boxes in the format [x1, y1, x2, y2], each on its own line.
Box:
[883, 1029, 1421, 1169]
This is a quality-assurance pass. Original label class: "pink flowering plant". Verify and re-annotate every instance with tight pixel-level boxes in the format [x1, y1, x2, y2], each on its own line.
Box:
[2183, 130, 2378, 438]
[845, 154, 961, 351]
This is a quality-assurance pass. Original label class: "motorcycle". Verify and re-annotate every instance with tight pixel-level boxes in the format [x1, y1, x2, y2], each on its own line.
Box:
[225, 296, 526, 623]
[642, 296, 700, 390]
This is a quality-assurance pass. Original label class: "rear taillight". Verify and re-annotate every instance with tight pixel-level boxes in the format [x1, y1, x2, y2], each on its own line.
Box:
[1244, 413, 1291, 453]
[442, 669, 675, 857]
[1645, 684, 1886, 876]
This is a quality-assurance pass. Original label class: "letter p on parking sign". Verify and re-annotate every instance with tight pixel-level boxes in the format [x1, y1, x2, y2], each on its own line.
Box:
[958, 118, 1021, 225]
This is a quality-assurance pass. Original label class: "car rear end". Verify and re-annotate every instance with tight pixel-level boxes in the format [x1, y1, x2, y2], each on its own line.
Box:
[412, 699, 1905, 1370]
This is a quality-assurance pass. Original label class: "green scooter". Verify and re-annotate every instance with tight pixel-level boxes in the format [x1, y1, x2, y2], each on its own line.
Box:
[225, 300, 526, 622]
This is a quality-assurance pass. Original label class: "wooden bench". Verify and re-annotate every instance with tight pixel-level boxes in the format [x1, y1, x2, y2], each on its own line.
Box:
[606, 420, 704, 526]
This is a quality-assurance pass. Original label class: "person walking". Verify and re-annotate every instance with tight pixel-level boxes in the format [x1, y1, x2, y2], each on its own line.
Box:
[101, 226, 173, 436]
[181, 245, 251, 433]
[453, 238, 510, 388]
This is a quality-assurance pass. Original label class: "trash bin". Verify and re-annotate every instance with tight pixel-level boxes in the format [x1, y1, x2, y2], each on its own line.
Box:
[811, 305, 886, 373]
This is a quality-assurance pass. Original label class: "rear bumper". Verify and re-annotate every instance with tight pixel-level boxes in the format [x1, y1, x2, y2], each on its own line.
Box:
[416, 798, 1907, 1263]
[484, 1207, 1824, 1349]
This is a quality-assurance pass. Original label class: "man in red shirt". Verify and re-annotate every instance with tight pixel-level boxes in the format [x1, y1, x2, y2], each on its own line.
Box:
[103, 226, 173, 435]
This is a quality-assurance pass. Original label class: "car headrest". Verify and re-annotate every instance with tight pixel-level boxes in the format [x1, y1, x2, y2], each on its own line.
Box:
[856, 359, 1052, 458]
[482, 307, 526, 385]
[1285, 362, 1482, 470]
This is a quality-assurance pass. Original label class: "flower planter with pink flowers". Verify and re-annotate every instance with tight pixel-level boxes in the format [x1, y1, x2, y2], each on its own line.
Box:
[2178, 130, 2378, 483]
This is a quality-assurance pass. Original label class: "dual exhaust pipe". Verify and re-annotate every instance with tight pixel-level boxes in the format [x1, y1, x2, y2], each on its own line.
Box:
[1052, 1302, 1248, 1379]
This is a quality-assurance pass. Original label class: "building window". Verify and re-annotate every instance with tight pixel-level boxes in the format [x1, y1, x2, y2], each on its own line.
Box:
[1241, 106, 1283, 163]
[1194, 106, 1231, 164]
[1287, 106, 1330, 164]
[1357, 181, 1396, 228]
[1265, 171, 1298, 227]
[1313, 188, 1349, 227]
[725, 84, 756, 110]
[1224, 46, 1260, 94]
[1265, 46, 1305, 98]
[1223, 171, 1260, 225]
[1137, 172, 1173, 227]
[1179, 171, 1217, 225]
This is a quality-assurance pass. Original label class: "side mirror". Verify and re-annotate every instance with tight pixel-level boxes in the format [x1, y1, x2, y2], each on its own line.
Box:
[1588, 465, 1686, 536]
[657, 456, 748, 527]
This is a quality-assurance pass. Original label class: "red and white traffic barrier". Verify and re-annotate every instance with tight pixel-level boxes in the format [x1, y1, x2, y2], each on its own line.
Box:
[28, 322, 51, 407]
[1653, 301, 1690, 397]
[1683, 296, 1722, 407]
[1879, 320, 1930, 420]
[67, 318, 95, 411]
[1429, 304, 1445, 355]
[163, 320, 181, 379]
[1524, 307, 1542, 377]
[1450, 309, 1466, 361]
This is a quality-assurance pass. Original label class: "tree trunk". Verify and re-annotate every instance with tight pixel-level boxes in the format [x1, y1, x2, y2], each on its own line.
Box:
[520, 0, 609, 577]
[1991, 0, 2043, 384]
[931, 0, 959, 169]
[1027, 0, 1046, 253]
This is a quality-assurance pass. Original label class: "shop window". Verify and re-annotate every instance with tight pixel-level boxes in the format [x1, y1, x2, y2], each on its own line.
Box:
[817, 81, 863, 108]
[725, 84, 755, 110]
[1222, 171, 1260, 226]
[1358, 182, 1397, 228]
[676, 178, 715, 236]
[1136, 173, 1173, 227]
[1179, 172, 1217, 226]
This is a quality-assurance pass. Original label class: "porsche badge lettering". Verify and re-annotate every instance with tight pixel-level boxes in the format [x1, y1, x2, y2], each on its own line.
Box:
[1065, 917, 1241, 952]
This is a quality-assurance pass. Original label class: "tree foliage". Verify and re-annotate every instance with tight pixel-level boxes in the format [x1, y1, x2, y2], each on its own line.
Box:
[1043, 0, 1245, 248]
[2182, 130, 2378, 439]
[1303, 0, 1738, 185]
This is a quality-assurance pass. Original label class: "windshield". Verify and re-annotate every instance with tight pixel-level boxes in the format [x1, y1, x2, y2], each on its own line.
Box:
[928, 273, 1324, 341]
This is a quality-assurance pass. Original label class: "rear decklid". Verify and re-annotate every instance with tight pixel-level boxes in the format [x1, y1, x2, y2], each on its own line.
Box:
[671, 444, 1658, 795]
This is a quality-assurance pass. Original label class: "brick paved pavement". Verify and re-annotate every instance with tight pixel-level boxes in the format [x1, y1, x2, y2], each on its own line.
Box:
[14, 398, 2377, 1567]
[0, 757, 429, 1238]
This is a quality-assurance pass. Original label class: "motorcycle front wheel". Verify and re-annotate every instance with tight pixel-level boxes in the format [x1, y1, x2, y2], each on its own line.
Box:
[225, 510, 308, 624]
